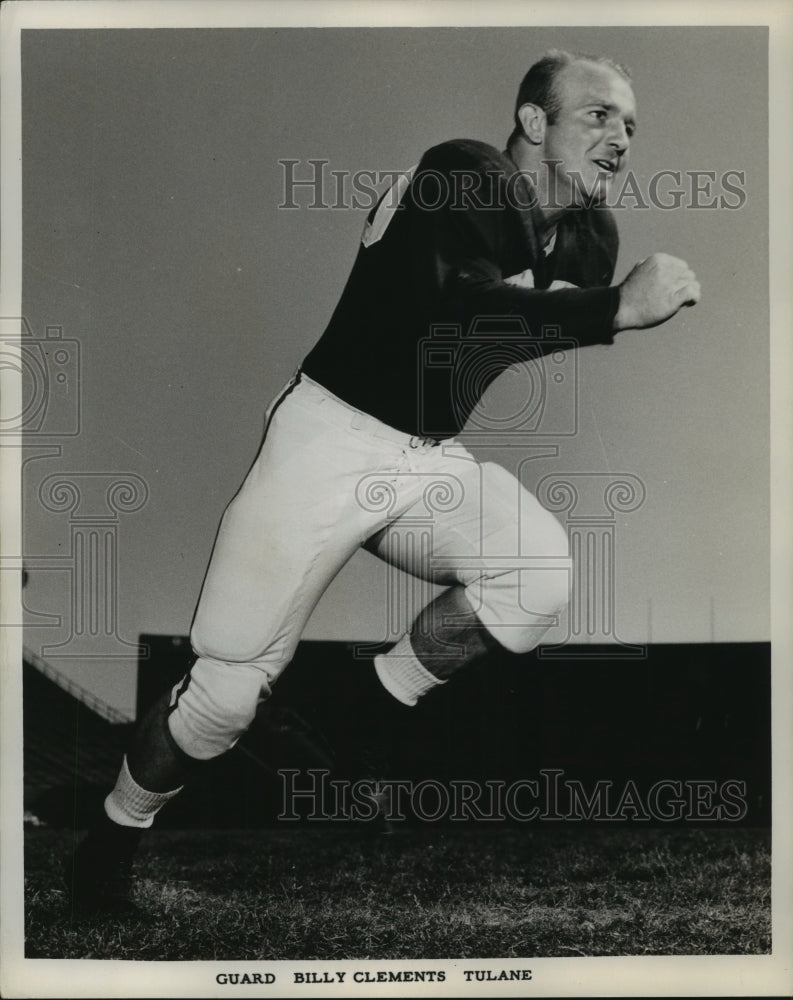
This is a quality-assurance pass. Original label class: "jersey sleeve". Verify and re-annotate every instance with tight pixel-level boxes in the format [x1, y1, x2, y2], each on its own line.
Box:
[413, 141, 620, 350]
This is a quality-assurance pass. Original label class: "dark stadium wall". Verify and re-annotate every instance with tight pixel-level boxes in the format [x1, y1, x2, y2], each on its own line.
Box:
[22, 636, 770, 829]
[20, 26, 768, 715]
[136, 636, 771, 829]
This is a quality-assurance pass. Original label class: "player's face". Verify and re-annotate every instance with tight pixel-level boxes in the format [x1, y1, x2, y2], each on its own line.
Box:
[540, 61, 636, 207]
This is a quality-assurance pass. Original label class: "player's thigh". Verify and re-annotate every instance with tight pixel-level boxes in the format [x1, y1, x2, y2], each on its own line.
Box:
[365, 459, 569, 586]
[191, 411, 364, 665]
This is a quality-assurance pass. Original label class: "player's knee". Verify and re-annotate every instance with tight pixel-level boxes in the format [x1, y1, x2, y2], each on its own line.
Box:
[473, 557, 571, 656]
[520, 494, 571, 560]
[190, 618, 270, 668]
[167, 656, 271, 760]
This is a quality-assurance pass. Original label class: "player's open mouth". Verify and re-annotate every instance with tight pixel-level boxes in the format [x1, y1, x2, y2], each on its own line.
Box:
[593, 159, 617, 174]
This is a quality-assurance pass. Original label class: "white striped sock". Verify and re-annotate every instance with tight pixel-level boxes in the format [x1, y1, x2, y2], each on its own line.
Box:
[104, 756, 183, 829]
[374, 634, 446, 706]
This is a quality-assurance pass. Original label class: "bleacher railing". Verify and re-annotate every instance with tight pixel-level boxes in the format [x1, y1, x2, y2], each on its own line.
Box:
[23, 645, 133, 725]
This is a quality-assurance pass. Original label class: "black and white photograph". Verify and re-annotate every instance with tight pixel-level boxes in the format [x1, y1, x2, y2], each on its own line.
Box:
[1, 1, 791, 997]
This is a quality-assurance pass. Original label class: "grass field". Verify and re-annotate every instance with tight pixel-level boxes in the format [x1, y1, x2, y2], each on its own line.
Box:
[25, 825, 770, 960]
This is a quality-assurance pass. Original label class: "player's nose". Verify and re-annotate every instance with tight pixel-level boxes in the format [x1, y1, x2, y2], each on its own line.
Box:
[607, 120, 630, 156]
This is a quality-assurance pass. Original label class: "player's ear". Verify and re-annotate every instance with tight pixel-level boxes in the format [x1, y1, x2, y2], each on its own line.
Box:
[516, 103, 547, 145]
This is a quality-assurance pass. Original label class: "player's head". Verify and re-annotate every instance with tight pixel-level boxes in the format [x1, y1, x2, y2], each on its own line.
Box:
[509, 50, 636, 209]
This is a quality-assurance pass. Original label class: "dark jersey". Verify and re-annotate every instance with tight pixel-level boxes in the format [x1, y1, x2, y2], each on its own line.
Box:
[302, 138, 620, 438]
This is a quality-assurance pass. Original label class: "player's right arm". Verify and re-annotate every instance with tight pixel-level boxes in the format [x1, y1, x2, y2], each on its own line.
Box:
[413, 142, 621, 351]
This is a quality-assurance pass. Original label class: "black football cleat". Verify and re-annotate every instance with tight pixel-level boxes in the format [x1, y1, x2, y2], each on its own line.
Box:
[64, 815, 145, 916]
[355, 737, 396, 836]
[345, 662, 411, 835]
[359, 780, 395, 836]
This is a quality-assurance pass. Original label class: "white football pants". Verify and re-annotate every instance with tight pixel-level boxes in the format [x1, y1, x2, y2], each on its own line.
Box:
[168, 372, 571, 759]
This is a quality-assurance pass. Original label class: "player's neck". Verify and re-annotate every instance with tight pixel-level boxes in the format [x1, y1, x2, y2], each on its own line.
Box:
[507, 138, 573, 233]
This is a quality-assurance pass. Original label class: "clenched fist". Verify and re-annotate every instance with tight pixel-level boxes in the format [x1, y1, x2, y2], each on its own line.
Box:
[614, 253, 700, 331]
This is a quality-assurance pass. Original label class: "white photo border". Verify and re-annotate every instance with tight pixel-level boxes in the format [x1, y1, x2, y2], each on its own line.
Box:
[1, 1, 791, 997]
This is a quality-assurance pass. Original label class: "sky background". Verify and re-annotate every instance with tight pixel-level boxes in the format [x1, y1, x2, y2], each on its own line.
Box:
[20, 26, 768, 716]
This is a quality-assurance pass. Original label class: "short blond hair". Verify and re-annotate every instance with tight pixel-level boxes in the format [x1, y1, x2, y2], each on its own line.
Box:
[509, 49, 632, 144]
